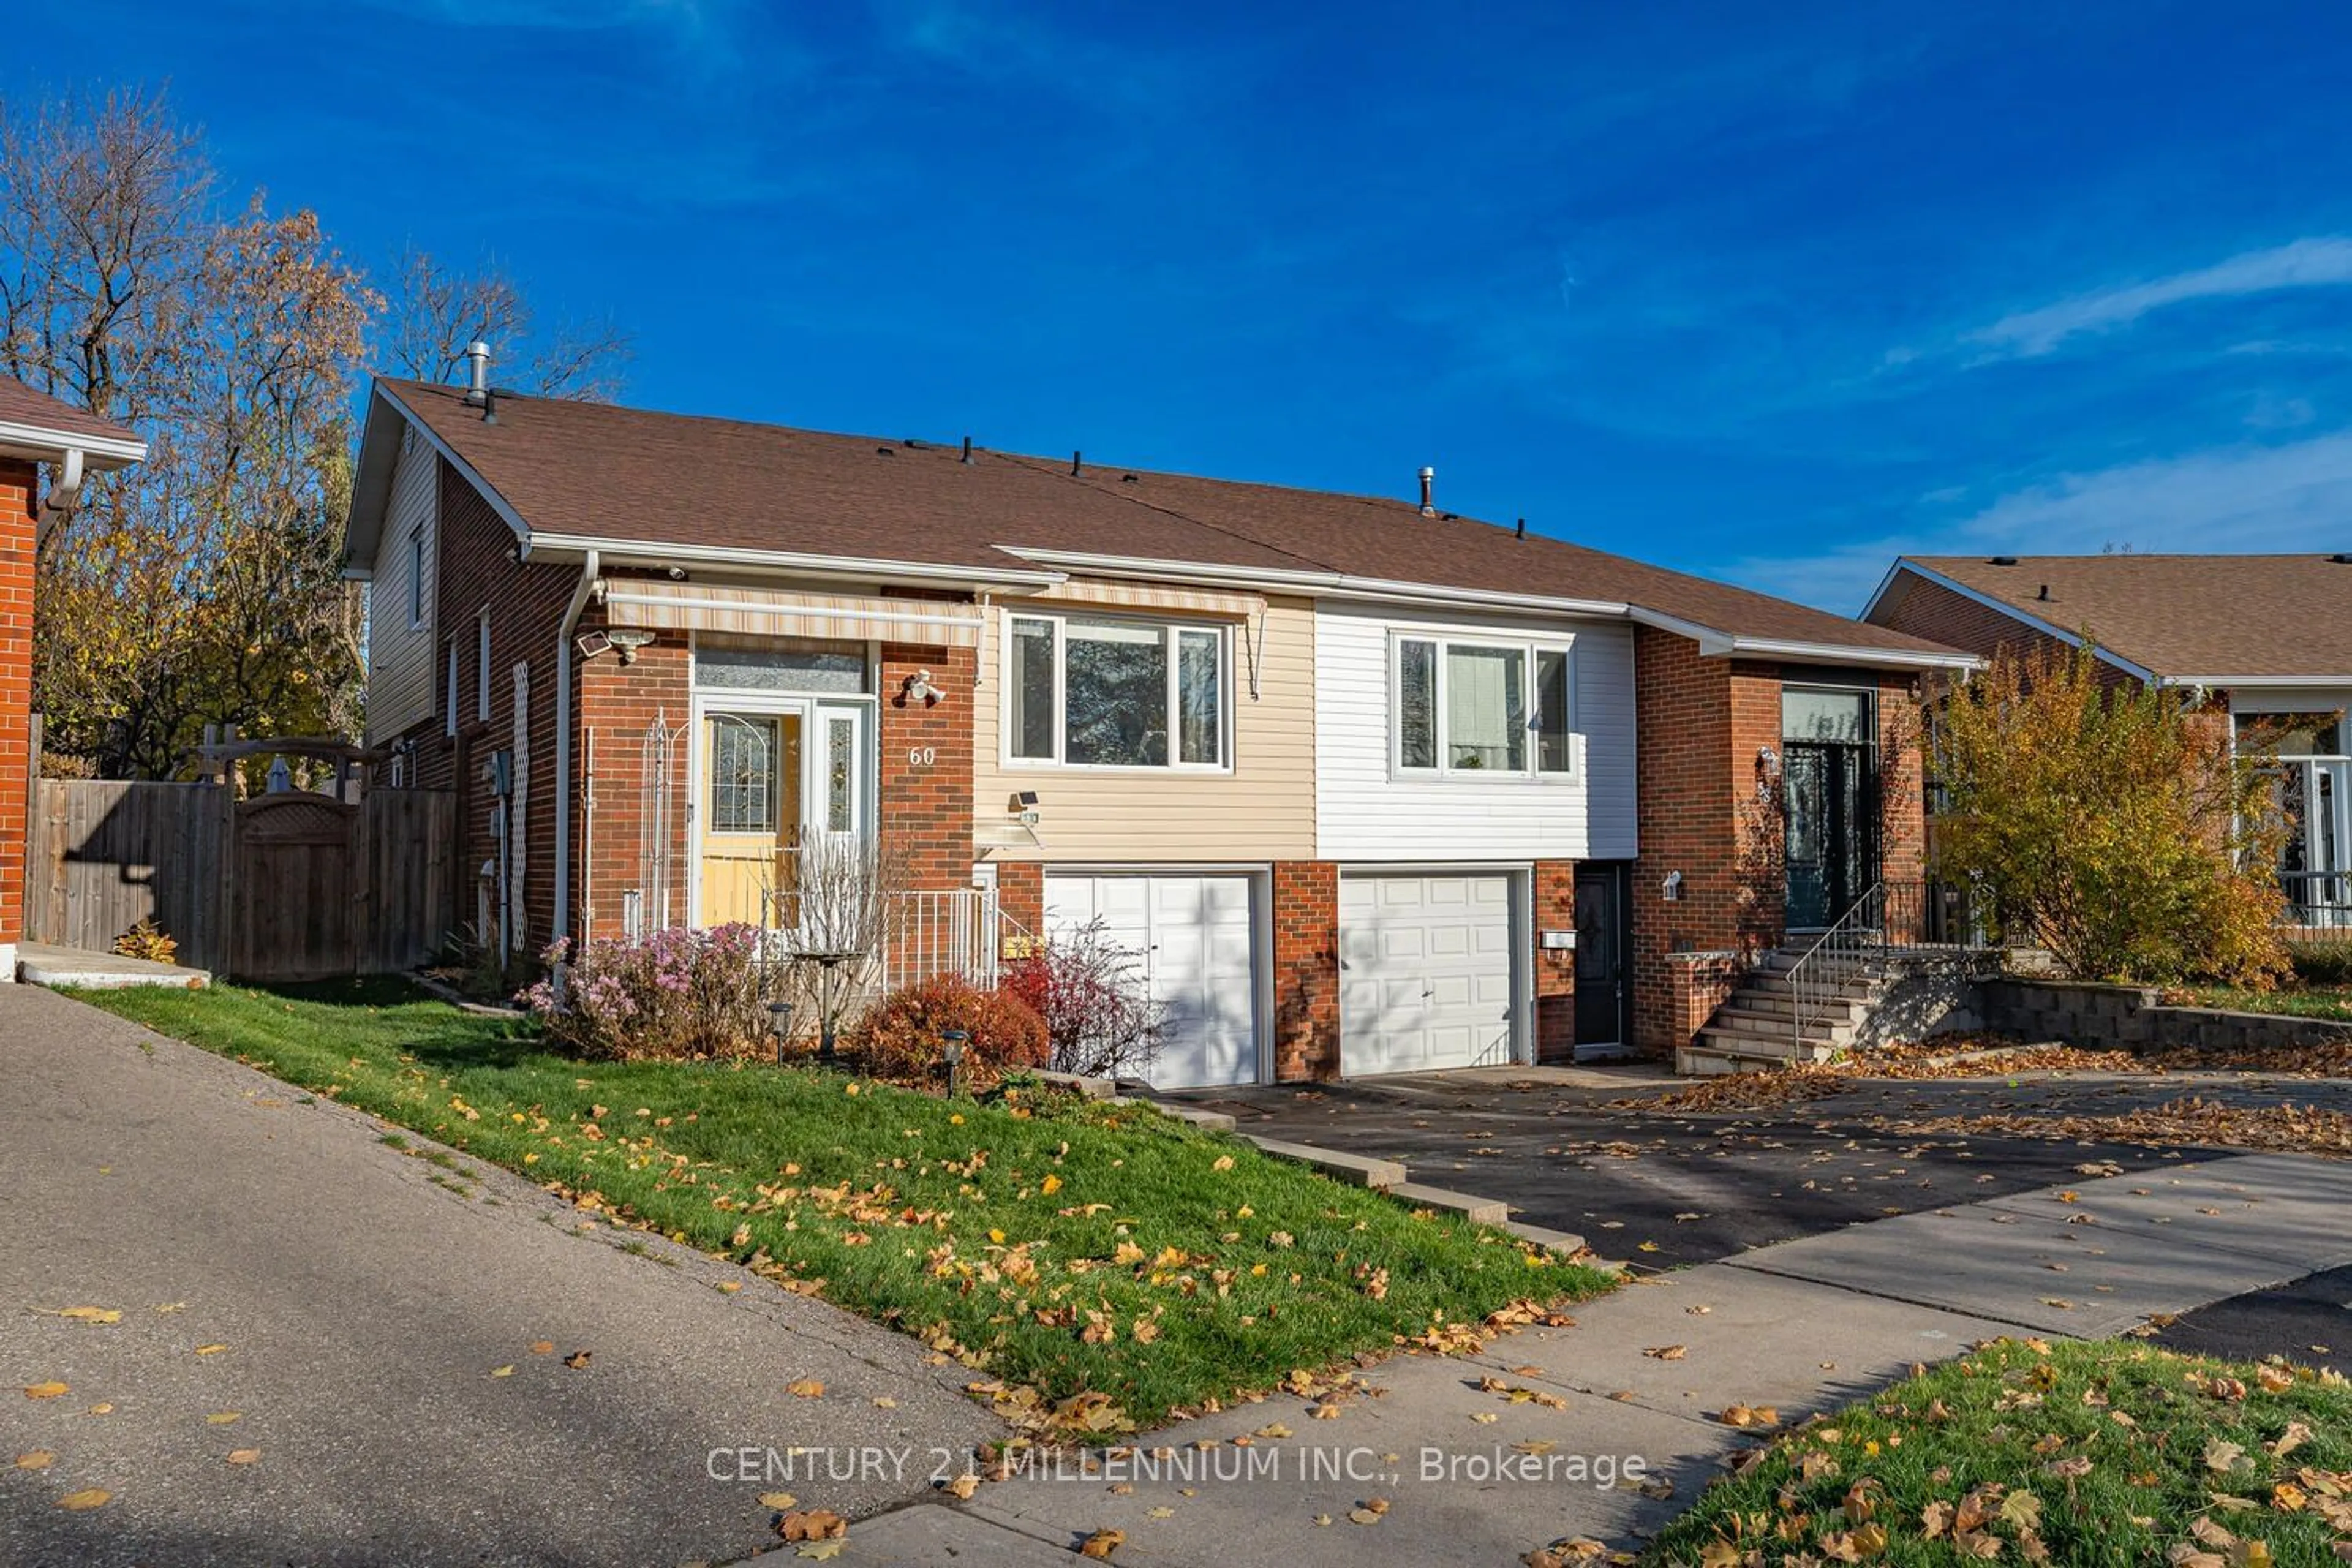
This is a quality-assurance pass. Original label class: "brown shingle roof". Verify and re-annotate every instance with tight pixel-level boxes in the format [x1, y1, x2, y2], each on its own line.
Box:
[1894, 554, 2352, 679]
[0, 377, 141, 450]
[379, 377, 1962, 663]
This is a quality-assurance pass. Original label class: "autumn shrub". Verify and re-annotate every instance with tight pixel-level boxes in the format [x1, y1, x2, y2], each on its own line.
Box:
[111, 918, 178, 965]
[1930, 644, 2288, 987]
[1001, 917, 1164, 1079]
[848, 973, 1048, 1084]
[523, 924, 769, 1061]
[2286, 939, 2352, 987]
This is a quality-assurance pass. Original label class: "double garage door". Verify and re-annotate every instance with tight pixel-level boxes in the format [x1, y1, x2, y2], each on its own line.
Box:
[1338, 873, 1516, 1076]
[1043, 874, 1259, 1090]
[1040, 869, 1519, 1087]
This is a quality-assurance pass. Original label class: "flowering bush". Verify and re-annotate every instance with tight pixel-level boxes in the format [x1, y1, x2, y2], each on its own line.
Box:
[1001, 918, 1163, 1079]
[523, 924, 771, 1061]
[848, 973, 1048, 1084]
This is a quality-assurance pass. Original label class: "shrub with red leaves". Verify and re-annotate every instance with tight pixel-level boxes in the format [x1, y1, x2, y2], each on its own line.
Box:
[1001, 917, 1164, 1080]
[849, 973, 1049, 1084]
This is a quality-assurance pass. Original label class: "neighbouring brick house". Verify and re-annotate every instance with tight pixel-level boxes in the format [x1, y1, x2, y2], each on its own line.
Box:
[1868, 552, 2352, 930]
[342, 359, 1970, 1080]
[0, 379, 145, 981]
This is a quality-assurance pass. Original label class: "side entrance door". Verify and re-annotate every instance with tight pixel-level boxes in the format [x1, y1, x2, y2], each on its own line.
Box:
[1571, 862, 1630, 1055]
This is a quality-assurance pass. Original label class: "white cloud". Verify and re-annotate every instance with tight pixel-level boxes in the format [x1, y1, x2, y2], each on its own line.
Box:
[1970, 238, 2352, 358]
[1727, 429, 2352, 612]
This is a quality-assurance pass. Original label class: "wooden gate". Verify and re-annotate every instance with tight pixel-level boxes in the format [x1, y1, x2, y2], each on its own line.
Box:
[26, 780, 456, 983]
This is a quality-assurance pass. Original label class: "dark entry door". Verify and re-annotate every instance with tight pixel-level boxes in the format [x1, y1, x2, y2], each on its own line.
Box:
[1572, 863, 1630, 1053]
[1784, 741, 1877, 930]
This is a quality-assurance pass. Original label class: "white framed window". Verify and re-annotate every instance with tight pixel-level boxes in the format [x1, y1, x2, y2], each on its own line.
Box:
[443, 636, 459, 737]
[407, 529, 426, 629]
[1005, 611, 1228, 769]
[1393, 634, 1575, 778]
[476, 608, 491, 723]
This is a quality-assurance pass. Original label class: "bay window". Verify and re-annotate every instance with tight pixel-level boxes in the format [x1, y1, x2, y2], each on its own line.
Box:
[1008, 612, 1228, 769]
[1394, 635, 1574, 778]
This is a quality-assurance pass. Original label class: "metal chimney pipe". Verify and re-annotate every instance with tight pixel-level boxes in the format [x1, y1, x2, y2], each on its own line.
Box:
[462, 341, 491, 407]
[1418, 466, 1436, 517]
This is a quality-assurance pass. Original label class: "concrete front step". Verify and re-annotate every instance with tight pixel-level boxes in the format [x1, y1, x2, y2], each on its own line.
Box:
[1711, 998, 1863, 1031]
[1705, 1003, 1858, 1036]
[1736, 972, 1881, 1001]
[1694, 1028, 1844, 1058]
[1677, 1041, 1842, 1076]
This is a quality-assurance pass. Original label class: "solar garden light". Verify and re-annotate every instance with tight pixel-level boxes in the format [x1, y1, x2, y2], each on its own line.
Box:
[766, 1000, 795, 1066]
[941, 1029, 968, 1099]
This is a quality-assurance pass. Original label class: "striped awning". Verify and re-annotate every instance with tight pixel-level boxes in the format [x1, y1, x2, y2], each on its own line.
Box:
[600, 581, 984, 646]
[1030, 579, 1266, 619]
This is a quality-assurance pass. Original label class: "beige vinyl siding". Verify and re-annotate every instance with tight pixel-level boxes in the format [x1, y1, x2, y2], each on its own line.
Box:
[973, 590, 1316, 861]
[364, 431, 439, 744]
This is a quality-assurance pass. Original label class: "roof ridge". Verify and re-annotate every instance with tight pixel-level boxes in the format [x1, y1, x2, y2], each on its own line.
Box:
[993, 450, 1341, 578]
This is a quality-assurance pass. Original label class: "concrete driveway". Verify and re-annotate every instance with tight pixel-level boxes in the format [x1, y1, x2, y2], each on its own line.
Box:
[0, 985, 1000, 1568]
[1158, 1060, 2347, 1268]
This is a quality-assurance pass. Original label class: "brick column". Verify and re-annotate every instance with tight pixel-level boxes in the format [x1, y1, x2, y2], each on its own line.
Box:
[1272, 861, 1339, 1080]
[878, 643, 976, 895]
[994, 861, 1044, 952]
[1532, 858, 1576, 1061]
[0, 459, 35, 976]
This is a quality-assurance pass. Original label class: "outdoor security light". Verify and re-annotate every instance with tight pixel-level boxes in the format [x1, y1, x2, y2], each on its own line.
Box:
[606, 628, 655, 665]
[902, 669, 940, 706]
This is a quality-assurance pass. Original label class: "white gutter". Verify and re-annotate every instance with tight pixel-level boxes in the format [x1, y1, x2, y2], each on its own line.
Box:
[1626, 606, 1981, 671]
[0, 421, 145, 468]
[996, 546, 1631, 619]
[527, 531, 1064, 592]
[2158, 674, 2352, 690]
[551, 549, 601, 948]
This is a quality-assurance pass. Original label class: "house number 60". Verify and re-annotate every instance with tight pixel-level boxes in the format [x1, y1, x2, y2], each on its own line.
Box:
[908, 746, 936, 768]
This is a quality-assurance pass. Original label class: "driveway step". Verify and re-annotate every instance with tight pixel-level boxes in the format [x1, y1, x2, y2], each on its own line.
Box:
[1501, 1219, 1592, 1256]
[1242, 1135, 1406, 1189]
[1388, 1181, 1509, 1224]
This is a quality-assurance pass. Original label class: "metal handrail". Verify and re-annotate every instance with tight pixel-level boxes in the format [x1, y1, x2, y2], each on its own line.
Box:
[1788, 881, 1887, 1052]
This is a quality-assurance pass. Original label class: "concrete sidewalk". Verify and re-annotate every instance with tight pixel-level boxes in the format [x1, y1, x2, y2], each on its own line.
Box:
[825, 1149, 2352, 1567]
[0, 986, 1001, 1568]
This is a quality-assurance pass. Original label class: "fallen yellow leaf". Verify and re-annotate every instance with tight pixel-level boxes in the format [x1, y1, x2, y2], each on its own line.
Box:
[16, 1451, 54, 1471]
[759, 1490, 799, 1510]
[787, 1378, 826, 1399]
[489, 1365, 515, 1379]
[226, 1448, 261, 1465]
[23, 1381, 69, 1400]
[56, 1488, 110, 1510]
[193, 1344, 229, 1357]
[206, 1412, 241, 1425]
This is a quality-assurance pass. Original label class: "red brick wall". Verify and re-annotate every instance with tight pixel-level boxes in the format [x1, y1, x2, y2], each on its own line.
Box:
[878, 643, 976, 895]
[1533, 858, 1576, 1061]
[995, 860, 1044, 949]
[0, 459, 34, 952]
[1271, 860, 1339, 1080]
[389, 458, 578, 956]
[576, 630, 692, 939]
[1629, 627, 1743, 1054]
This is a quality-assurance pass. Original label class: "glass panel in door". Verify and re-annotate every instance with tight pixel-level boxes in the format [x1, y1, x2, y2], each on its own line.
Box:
[699, 711, 802, 928]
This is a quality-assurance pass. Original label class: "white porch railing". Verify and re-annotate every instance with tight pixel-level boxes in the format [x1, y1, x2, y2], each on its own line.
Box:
[878, 889, 1012, 991]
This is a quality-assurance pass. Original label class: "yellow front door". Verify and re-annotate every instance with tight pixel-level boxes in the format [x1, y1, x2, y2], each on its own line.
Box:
[699, 710, 802, 928]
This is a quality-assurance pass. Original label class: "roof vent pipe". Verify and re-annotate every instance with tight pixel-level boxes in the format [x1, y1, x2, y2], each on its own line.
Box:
[1418, 466, 1435, 517]
[961, 435, 974, 465]
[462, 341, 490, 407]
[2037, 583, 2051, 601]
[1072, 450, 1082, 477]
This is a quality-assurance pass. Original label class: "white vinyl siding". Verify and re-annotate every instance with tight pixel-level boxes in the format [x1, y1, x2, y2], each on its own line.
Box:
[1315, 603, 1635, 861]
[363, 429, 439, 744]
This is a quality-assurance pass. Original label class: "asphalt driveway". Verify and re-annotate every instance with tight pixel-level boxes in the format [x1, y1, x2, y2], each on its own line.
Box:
[0, 985, 1000, 1568]
[1159, 1060, 2352, 1268]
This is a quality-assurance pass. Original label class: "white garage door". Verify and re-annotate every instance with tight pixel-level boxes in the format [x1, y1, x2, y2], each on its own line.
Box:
[1340, 873, 1517, 1076]
[1042, 874, 1259, 1090]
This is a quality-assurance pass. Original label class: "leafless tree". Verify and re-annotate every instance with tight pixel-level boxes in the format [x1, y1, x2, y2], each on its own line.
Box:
[377, 243, 632, 401]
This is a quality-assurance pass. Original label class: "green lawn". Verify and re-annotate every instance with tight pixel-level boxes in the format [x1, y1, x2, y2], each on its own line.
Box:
[1644, 1337, 2352, 1567]
[77, 979, 1607, 1436]
[2184, 983, 2352, 1023]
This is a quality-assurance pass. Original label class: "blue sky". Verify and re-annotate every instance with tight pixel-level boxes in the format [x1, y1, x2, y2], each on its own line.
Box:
[27, 1, 2352, 612]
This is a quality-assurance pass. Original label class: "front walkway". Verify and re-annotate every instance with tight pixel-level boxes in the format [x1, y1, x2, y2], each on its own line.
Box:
[834, 1150, 2352, 1566]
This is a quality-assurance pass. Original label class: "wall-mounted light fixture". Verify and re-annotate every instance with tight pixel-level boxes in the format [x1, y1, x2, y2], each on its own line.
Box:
[573, 630, 612, 662]
[1661, 870, 1685, 903]
[606, 629, 655, 665]
[902, 668, 941, 706]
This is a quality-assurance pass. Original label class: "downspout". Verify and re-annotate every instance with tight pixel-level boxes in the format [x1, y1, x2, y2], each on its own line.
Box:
[552, 549, 601, 951]
[34, 448, 86, 548]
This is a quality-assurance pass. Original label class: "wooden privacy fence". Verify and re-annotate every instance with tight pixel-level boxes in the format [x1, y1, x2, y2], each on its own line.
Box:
[25, 780, 457, 983]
